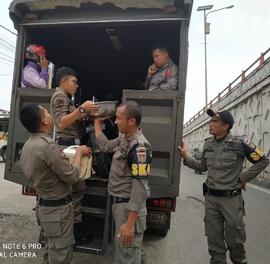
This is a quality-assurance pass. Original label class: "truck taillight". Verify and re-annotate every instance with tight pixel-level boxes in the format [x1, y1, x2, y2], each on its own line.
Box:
[147, 198, 176, 212]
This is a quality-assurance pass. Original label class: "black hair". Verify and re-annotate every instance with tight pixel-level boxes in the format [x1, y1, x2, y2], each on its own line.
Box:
[118, 100, 142, 126]
[151, 43, 169, 54]
[56, 66, 77, 86]
[20, 104, 42, 133]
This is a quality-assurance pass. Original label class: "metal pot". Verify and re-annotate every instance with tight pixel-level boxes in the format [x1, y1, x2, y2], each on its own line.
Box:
[91, 101, 118, 118]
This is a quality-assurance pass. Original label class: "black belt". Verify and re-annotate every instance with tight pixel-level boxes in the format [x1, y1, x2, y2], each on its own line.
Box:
[38, 194, 72, 207]
[207, 187, 241, 197]
[112, 196, 130, 204]
[57, 137, 81, 146]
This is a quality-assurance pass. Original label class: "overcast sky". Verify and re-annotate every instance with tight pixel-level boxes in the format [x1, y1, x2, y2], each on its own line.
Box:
[0, 0, 270, 123]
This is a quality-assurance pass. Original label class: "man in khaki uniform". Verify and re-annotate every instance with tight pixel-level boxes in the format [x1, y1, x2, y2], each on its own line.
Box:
[179, 109, 269, 264]
[50, 66, 98, 243]
[145, 44, 178, 91]
[20, 104, 91, 264]
[94, 100, 152, 264]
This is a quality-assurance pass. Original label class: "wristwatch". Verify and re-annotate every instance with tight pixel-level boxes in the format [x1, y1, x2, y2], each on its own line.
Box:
[79, 106, 86, 113]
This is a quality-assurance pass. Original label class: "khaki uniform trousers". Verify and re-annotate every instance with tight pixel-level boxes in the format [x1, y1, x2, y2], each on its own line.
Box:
[112, 203, 147, 264]
[205, 194, 247, 264]
[36, 202, 75, 264]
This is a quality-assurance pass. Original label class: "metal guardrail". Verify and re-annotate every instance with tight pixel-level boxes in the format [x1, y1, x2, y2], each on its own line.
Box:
[184, 48, 270, 128]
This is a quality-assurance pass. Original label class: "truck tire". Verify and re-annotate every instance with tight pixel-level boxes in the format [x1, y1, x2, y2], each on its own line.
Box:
[1, 147, 7, 162]
[152, 228, 168, 237]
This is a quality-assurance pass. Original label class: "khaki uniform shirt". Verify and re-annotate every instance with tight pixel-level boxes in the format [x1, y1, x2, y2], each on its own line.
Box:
[50, 88, 82, 139]
[145, 59, 178, 91]
[96, 129, 152, 213]
[184, 132, 269, 190]
[20, 133, 80, 199]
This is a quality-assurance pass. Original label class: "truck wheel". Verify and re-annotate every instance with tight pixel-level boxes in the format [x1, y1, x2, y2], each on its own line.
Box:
[1, 147, 7, 162]
[152, 228, 168, 237]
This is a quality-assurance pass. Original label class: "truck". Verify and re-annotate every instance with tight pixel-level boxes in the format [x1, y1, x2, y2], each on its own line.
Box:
[5, 0, 193, 255]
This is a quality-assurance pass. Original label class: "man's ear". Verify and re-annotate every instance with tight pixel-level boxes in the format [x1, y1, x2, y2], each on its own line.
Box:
[41, 114, 47, 126]
[59, 78, 67, 87]
[129, 117, 137, 126]
[222, 123, 229, 132]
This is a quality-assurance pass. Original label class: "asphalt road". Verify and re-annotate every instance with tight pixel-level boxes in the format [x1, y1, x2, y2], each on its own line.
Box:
[0, 160, 269, 263]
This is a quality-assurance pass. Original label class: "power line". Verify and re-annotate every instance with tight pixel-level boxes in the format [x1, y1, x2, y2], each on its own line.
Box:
[0, 25, 17, 36]
[0, 51, 14, 61]
[0, 42, 15, 53]
[0, 42, 15, 55]
[0, 56, 14, 64]
[0, 38, 15, 49]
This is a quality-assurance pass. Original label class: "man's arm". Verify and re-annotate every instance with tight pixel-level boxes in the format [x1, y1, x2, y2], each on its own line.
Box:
[43, 143, 91, 184]
[145, 75, 152, 90]
[50, 92, 81, 129]
[119, 144, 151, 246]
[94, 119, 120, 152]
[145, 64, 157, 90]
[239, 139, 269, 184]
[58, 100, 99, 130]
[178, 142, 208, 172]
[57, 109, 82, 130]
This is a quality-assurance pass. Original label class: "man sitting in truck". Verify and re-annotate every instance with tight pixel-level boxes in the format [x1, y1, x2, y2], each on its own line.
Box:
[21, 44, 49, 88]
[145, 44, 178, 91]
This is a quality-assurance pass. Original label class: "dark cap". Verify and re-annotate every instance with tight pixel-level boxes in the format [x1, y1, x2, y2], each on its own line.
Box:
[207, 109, 234, 129]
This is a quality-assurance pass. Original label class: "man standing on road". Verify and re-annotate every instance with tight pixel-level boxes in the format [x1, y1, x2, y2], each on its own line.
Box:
[145, 44, 178, 91]
[178, 108, 269, 264]
[94, 100, 152, 264]
[50, 66, 99, 244]
[20, 104, 91, 264]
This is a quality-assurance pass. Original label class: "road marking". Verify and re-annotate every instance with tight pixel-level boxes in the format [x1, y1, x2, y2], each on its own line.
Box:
[247, 183, 270, 194]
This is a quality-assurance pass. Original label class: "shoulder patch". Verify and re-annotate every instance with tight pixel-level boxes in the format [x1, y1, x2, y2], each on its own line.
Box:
[241, 137, 265, 163]
[136, 146, 147, 163]
[52, 90, 67, 106]
[165, 67, 173, 79]
[56, 98, 65, 106]
[128, 144, 151, 178]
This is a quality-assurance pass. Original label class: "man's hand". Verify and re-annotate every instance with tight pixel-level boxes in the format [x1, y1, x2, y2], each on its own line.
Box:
[76, 145, 92, 157]
[81, 101, 100, 113]
[178, 141, 188, 160]
[147, 63, 157, 76]
[77, 113, 87, 121]
[240, 179, 247, 191]
[40, 56, 48, 69]
[118, 223, 135, 246]
[73, 145, 92, 169]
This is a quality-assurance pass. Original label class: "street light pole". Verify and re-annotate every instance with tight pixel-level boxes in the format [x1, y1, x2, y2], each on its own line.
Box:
[203, 9, 208, 107]
[197, 4, 234, 106]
